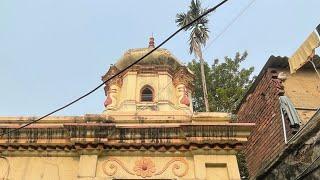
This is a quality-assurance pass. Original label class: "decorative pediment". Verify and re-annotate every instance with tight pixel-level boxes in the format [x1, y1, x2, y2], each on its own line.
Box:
[173, 67, 195, 90]
[102, 65, 119, 81]
[102, 65, 123, 94]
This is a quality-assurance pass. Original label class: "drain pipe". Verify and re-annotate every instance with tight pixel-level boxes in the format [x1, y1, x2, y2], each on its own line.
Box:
[280, 105, 288, 144]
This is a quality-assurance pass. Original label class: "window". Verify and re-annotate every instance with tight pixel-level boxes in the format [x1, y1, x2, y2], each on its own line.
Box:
[141, 86, 153, 102]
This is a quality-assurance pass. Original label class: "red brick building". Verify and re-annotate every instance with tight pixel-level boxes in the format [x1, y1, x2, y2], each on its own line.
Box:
[236, 55, 320, 178]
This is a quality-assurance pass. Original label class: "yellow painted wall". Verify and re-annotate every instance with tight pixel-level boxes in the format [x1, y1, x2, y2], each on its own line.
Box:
[282, 69, 320, 123]
[0, 157, 78, 180]
[206, 164, 229, 180]
[116, 71, 183, 112]
[0, 154, 241, 180]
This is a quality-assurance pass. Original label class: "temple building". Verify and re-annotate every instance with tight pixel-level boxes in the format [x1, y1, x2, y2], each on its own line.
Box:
[0, 38, 253, 180]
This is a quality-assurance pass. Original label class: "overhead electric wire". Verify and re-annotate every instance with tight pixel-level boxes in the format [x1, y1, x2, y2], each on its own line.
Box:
[0, 0, 229, 137]
[203, 0, 256, 54]
[295, 154, 320, 180]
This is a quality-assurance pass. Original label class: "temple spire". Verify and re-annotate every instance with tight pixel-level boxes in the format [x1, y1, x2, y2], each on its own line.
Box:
[148, 36, 155, 48]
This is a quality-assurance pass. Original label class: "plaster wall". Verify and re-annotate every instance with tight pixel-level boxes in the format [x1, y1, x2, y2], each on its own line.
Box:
[117, 71, 180, 112]
[283, 70, 320, 109]
[135, 73, 160, 102]
[0, 157, 79, 180]
[282, 69, 320, 123]
[157, 72, 174, 102]
[119, 72, 137, 111]
[0, 154, 241, 180]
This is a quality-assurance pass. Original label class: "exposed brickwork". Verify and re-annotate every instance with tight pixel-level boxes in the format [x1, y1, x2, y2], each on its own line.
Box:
[237, 68, 294, 178]
[260, 111, 320, 179]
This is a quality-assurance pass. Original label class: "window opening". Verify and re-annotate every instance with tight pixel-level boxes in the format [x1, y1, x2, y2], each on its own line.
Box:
[141, 86, 153, 102]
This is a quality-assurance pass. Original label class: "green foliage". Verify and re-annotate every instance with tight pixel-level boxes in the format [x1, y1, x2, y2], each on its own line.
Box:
[188, 59, 212, 112]
[236, 151, 250, 179]
[188, 51, 255, 112]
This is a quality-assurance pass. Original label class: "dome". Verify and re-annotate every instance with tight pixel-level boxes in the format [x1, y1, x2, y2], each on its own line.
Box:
[115, 48, 183, 70]
[114, 37, 183, 71]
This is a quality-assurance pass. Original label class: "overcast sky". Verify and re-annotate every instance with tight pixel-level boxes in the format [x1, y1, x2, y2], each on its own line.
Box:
[0, 0, 319, 116]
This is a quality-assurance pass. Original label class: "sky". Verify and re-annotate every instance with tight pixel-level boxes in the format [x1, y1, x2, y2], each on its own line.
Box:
[0, 0, 319, 116]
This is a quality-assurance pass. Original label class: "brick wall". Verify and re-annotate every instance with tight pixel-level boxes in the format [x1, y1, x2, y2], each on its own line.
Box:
[260, 111, 320, 179]
[237, 68, 292, 178]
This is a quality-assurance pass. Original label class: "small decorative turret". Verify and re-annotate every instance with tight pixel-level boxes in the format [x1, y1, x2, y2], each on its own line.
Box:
[148, 36, 155, 48]
[102, 38, 194, 113]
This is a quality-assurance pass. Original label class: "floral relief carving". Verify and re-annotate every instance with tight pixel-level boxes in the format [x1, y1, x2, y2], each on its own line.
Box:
[173, 67, 194, 90]
[102, 157, 189, 178]
[155, 157, 189, 177]
[102, 157, 135, 176]
[133, 158, 156, 178]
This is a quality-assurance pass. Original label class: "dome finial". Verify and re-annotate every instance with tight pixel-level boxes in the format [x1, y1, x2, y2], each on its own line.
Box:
[148, 35, 155, 48]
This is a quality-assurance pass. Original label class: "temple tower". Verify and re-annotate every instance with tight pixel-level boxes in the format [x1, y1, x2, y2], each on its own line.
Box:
[102, 37, 194, 114]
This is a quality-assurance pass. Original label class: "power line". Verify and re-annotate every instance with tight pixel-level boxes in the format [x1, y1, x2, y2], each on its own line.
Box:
[0, 0, 229, 137]
[295, 154, 320, 180]
[203, 0, 257, 54]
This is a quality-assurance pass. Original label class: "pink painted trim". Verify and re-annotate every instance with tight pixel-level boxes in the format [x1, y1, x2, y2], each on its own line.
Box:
[63, 123, 115, 126]
[0, 125, 63, 129]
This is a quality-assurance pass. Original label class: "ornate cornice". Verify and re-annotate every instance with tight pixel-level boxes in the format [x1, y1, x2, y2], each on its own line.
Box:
[0, 122, 253, 154]
[173, 67, 195, 90]
[102, 66, 123, 92]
